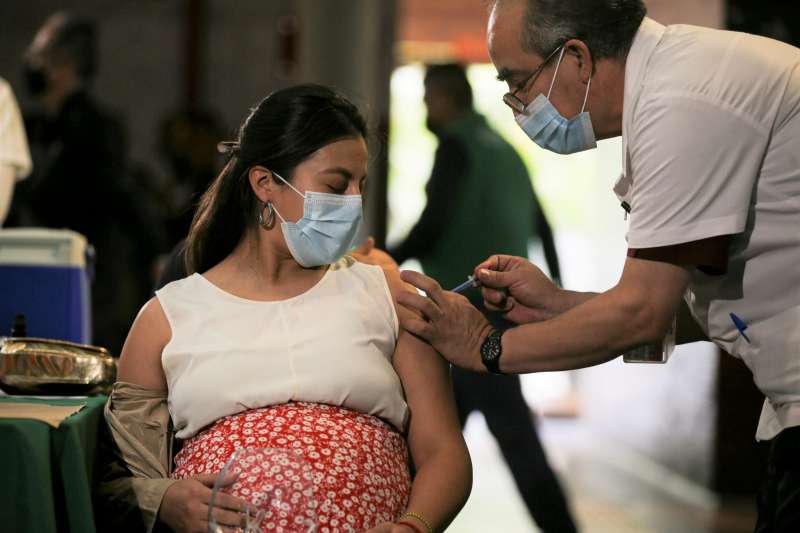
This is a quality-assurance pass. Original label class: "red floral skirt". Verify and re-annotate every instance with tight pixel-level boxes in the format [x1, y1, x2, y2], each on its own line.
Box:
[171, 402, 411, 532]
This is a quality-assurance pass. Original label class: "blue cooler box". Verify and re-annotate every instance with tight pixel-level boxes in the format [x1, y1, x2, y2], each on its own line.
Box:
[0, 228, 91, 344]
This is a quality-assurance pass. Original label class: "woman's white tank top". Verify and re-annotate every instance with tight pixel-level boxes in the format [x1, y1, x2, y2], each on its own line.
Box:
[155, 256, 408, 439]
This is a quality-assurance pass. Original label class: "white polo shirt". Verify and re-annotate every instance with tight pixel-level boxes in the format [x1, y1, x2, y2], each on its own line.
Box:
[615, 18, 800, 440]
[0, 77, 32, 180]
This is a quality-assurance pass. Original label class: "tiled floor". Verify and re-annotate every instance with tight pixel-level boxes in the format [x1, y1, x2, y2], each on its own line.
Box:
[447, 414, 757, 533]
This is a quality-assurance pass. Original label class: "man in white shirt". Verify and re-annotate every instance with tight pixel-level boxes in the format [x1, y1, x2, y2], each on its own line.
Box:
[395, 1, 800, 530]
[0, 77, 32, 225]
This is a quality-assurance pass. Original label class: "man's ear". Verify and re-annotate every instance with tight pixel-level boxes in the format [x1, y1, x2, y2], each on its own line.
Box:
[565, 39, 594, 83]
[248, 166, 275, 204]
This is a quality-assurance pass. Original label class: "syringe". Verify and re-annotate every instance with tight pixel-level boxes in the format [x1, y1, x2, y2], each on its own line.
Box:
[451, 275, 482, 294]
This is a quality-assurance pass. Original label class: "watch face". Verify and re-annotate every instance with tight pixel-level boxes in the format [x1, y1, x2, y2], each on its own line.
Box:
[481, 335, 501, 362]
[480, 331, 503, 373]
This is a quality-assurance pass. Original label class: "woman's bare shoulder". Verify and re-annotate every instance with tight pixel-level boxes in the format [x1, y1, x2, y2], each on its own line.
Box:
[116, 297, 171, 390]
[379, 266, 424, 322]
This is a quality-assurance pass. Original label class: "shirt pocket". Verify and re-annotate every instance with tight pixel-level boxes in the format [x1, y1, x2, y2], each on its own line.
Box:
[736, 304, 800, 404]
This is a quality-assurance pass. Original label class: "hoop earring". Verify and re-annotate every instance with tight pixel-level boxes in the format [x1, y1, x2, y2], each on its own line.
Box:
[258, 202, 275, 229]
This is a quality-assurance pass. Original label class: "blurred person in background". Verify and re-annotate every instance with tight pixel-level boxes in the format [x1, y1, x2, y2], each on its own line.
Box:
[8, 12, 160, 354]
[389, 64, 576, 533]
[0, 77, 32, 225]
[157, 107, 226, 249]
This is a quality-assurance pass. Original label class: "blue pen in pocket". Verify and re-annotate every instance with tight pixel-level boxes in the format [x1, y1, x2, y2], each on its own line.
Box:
[730, 312, 751, 344]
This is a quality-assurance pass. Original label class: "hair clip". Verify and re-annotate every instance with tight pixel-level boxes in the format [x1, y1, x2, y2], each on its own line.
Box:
[217, 141, 241, 155]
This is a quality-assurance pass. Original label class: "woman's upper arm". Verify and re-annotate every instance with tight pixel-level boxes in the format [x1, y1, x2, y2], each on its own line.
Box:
[382, 269, 465, 461]
[116, 296, 171, 391]
[394, 330, 465, 462]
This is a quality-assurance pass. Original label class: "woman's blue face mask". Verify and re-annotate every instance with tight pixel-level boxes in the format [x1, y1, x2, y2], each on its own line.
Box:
[270, 173, 363, 268]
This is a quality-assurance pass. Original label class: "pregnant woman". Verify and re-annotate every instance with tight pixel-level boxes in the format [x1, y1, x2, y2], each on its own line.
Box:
[101, 84, 471, 533]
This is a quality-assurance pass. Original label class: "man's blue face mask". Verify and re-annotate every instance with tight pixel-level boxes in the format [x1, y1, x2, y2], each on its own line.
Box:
[515, 47, 597, 155]
[271, 173, 363, 268]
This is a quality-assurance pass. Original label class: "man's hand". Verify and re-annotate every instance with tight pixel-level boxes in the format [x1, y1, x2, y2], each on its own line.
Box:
[159, 473, 250, 533]
[397, 270, 493, 372]
[474, 255, 562, 324]
[351, 237, 399, 271]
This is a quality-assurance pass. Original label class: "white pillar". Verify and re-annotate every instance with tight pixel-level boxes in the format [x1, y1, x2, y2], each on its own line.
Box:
[297, 0, 398, 244]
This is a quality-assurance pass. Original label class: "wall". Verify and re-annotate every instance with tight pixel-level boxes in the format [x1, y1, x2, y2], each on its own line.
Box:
[647, 0, 725, 27]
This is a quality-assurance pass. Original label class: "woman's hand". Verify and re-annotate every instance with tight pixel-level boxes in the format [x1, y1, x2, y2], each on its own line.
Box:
[159, 473, 250, 533]
[474, 254, 562, 324]
[364, 523, 417, 533]
[351, 237, 399, 271]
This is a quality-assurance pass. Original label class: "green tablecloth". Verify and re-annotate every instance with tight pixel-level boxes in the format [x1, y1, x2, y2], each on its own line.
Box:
[0, 395, 107, 533]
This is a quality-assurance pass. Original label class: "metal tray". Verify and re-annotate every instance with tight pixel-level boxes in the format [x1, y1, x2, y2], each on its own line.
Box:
[0, 337, 116, 395]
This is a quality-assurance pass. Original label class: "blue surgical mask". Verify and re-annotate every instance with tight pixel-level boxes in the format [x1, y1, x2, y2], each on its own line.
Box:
[516, 48, 597, 155]
[271, 173, 363, 267]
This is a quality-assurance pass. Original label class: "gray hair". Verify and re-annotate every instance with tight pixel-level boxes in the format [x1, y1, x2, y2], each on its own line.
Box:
[496, 0, 647, 60]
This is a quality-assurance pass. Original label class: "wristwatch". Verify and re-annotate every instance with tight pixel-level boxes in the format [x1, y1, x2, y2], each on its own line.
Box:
[480, 329, 505, 374]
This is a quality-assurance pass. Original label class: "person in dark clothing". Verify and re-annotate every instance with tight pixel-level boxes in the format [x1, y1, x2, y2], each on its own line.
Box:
[154, 237, 188, 291]
[389, 64, 577, 533]
[8, 12, 159, 355]
[158, 108, 226, 249]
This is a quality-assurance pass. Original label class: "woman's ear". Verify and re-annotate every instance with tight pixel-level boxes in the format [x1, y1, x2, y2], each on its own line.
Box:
[248, 166, 274, 204]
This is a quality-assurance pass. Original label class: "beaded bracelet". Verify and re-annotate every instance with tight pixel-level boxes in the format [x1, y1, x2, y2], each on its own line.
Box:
[398, 511, 434, 533]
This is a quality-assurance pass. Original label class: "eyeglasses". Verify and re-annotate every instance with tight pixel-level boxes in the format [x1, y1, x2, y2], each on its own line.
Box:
[502, 44, 565, 113]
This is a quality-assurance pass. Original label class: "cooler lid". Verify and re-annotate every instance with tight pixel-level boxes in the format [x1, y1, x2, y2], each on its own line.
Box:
[0, 228, 88, 267]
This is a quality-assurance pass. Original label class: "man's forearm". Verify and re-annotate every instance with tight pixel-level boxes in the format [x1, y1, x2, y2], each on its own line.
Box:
[502, 287, 674, 373]
[551, 289, 598, 316]
[553, 289, 706, 345]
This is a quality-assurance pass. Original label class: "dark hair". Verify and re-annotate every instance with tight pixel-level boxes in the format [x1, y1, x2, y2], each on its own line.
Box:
[45, 12, 98, 80]
[185, 84, 367, 274]
[424, 63, 473, 110]
[498, 0, 646, 60]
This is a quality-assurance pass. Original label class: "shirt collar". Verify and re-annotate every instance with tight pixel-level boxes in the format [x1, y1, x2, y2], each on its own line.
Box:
[621, 17, 667, 177]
